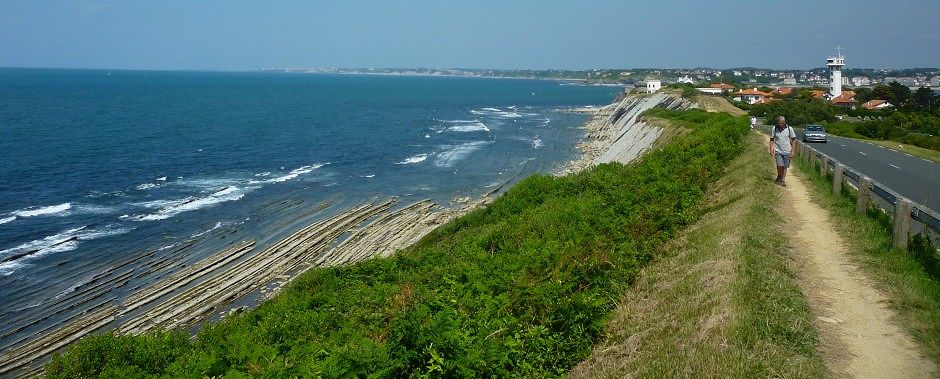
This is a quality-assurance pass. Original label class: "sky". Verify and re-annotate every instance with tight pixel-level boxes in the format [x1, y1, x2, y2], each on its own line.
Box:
[1, 0, 938, 71]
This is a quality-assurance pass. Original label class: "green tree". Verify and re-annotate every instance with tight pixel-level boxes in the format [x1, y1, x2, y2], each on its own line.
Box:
[888, 81, 912, 108]
[872, 84, 893, 103]
[913, 87, 935, 112]
[854, 87, 874, 103]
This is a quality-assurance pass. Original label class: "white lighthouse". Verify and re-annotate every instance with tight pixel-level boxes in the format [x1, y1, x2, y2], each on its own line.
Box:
[827, 46, 845, 98]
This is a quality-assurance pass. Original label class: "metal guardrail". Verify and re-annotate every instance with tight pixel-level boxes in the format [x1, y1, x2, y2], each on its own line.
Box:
[796, 141, 940, 250]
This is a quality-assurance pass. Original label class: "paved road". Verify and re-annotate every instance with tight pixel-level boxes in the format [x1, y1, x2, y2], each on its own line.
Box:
[760, 126, 940, 208]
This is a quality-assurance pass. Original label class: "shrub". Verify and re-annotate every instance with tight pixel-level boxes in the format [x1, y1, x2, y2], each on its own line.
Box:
[47, 110, 749, 378]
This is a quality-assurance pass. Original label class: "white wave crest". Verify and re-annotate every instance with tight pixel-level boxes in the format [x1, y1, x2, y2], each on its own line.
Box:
[396, 153, 429, 165]
[250, 163, 328, 184]
[74, 204, 119, 215]
[129, 186, 247, 221]
[434, 141, 493, 167]
[438, 119, 481, 124]
[136, 183, 159, 190]
[0, 216, 16, 225]
[531, 137, 544, 149]
[447, 122, 490, 133]
[0, 225, 133, 275]
[12, 203, 72, 218]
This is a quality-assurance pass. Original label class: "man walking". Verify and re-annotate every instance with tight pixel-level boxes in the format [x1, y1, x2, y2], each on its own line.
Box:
[769, 116, 797, 186]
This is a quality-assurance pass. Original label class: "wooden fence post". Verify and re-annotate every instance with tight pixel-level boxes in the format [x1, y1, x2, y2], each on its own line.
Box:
[856, 177, 871, 214]
[892, 198, 912, 250]
[809, 152, 817, 170]
[819, 155, 827, 176]
[833, 164, 844, 194]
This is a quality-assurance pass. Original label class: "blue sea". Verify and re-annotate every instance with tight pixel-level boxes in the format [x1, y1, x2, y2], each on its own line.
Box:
[0, 68, 617, 346]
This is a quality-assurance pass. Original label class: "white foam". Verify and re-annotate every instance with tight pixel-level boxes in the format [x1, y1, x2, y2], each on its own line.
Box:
[481, 107, 502, 112]
[254, 172, 272, 177]
[439, 119, 481, 124]
[132, 186, 246, 221]
[0, 261, 23, 276]
[0, 216, 16, 225]
[0, 225, 133, 275]
[136, 183, 159, 190]
[434, 141, 492, 167]
[396, 153, 429, 165]
[361, 174, 376, 178]
[74, 204, 119, 215]
[531, 137, 544, 149]
[250, 163, 327, 184]
[12, 203, 72, 218]
[447, 122, 490, 133]
[156, 176, 167, 181]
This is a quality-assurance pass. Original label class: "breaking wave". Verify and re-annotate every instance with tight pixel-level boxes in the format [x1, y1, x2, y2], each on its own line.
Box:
[396, 153, 429, 165]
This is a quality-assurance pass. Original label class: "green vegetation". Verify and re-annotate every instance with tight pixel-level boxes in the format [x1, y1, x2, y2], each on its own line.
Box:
[572, 132, 826, 378]
[749, 97, 837, 126]
[795, 157, 940, 364]
[823, 112, 940, 151]
[47, 110, 749, 378]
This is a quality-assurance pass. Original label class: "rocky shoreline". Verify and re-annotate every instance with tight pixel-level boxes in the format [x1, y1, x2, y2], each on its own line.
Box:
[0, 92, 693, 377]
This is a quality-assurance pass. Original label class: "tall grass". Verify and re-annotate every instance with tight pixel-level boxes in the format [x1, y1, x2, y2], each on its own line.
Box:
[795, 156, 940, 365]
[572, 131, 825, 378]
[46, 110, 748, 378]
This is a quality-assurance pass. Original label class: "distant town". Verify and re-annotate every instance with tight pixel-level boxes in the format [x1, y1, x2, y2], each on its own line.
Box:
[256, 66, 940, 88]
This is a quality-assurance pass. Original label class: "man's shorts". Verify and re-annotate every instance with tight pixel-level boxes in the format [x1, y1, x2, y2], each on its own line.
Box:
[775, 152, 791, 168]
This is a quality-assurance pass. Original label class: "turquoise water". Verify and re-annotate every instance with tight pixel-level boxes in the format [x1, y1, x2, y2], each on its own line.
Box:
[0, 68, 618, 349]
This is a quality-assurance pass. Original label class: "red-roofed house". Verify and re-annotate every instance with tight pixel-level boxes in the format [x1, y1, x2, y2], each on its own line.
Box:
[733, 88, 772, 104]
[862, 99, 893, 110]
[810, 90, 826, 99]
[830, 90, 857, 108]
[772, 87, 793, 97]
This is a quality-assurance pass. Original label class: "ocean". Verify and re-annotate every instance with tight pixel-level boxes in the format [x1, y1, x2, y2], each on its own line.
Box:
[0, 68, 618, 350]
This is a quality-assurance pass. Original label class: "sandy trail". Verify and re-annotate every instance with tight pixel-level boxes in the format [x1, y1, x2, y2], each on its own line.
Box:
[782, 170, 936, 378]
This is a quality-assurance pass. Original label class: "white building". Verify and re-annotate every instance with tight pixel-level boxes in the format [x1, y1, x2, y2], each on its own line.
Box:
[827, 46, 845, 98]
[637, 79, 661, 93]
[931, 76, 940, 87]
[783, 78, 797, 85]
[676, 75, 694, 84]
[851, 76, 872, 86]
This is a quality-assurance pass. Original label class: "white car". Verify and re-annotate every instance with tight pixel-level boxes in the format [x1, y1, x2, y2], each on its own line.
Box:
[803, 125, 828, 143]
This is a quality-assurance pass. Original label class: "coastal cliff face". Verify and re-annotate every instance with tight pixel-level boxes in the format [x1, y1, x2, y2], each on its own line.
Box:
[562, 93, 696, 174]
[1, 92, 688, 378]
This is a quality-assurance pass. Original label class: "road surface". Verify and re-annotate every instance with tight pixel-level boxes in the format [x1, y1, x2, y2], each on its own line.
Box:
[761, 126, 940, 207]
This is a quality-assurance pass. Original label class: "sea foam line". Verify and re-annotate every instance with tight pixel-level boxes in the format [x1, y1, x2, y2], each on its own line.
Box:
[396, 153, 429, 165]
[434, 141, 493, 167]
[0, 225, 134, 275]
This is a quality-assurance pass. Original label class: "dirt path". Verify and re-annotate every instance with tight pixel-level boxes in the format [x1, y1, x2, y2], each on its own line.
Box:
[782, 171, 936, 378]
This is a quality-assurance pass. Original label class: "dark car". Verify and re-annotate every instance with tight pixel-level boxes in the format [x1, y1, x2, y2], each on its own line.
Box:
[803, 124, 828, 143]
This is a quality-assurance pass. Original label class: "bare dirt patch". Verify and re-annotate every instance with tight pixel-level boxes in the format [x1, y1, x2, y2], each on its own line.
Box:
[783, 171, 936, 378]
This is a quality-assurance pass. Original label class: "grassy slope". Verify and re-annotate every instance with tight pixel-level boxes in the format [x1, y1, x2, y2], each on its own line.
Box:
[572, 131, 826, 378]
[794, 157, 940, 364]
[46, 110, 748, 378]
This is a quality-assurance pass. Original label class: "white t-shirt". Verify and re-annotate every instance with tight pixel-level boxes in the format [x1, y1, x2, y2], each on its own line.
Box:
[771, 125, 796, 154]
